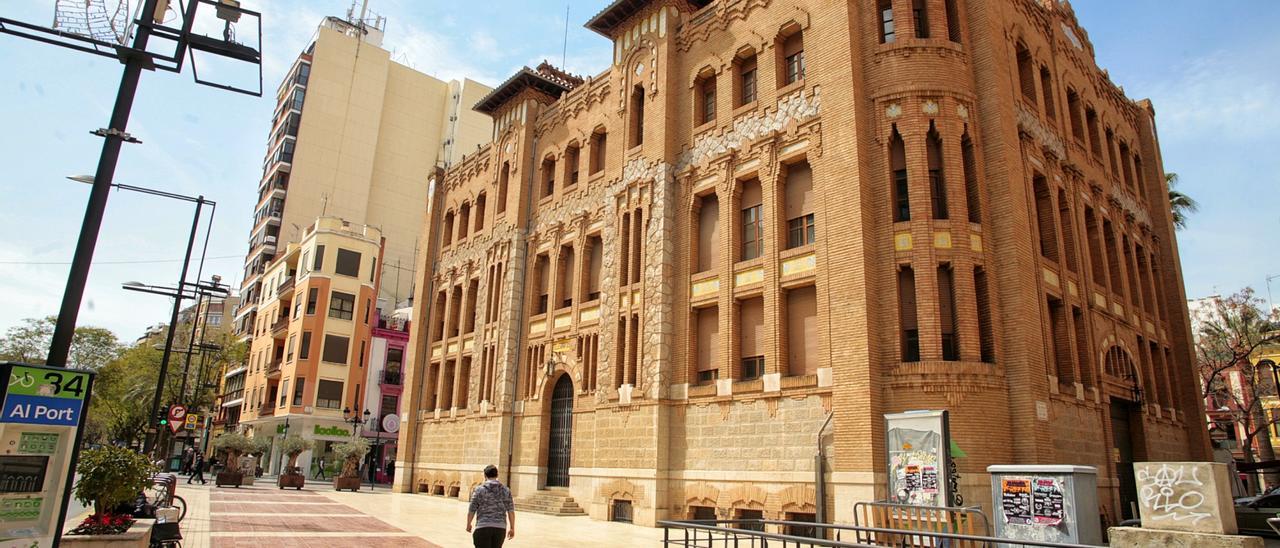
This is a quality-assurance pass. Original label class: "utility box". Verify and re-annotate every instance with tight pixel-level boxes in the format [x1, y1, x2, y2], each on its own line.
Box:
[987, 465, 1101, 546]
[0, 362, 95, 547]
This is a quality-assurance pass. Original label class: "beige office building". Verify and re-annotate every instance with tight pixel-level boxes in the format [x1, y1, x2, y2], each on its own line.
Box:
[234, 14, 493, 339]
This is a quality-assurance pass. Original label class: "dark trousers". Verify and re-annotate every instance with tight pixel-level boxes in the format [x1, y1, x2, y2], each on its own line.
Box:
[187, 469, 205, 484]
[472, 527, 506, 548]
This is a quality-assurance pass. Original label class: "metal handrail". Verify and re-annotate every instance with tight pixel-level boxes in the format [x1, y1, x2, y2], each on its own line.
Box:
[659, 519, 1106, 548]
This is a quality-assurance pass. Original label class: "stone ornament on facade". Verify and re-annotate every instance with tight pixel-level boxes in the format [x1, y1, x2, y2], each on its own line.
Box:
[886, 103, 902, 119]
[681, 87, 821, 171]
[922, 100, 940, 115]
[1016, 103, 1066, 160]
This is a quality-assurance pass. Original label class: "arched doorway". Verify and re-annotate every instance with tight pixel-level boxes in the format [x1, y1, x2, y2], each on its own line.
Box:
[546, 374, 574, 487]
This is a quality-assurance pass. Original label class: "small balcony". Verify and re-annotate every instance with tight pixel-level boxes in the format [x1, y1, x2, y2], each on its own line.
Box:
[258, 403, 275, 417]
[270, 315, 290, 337]
[276, 276, 295, 295]
[380, 370, 402, 386]
[265, 359, 282, 378]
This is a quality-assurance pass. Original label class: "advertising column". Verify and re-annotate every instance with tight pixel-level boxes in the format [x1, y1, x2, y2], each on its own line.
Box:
[0, 362, 95, 548]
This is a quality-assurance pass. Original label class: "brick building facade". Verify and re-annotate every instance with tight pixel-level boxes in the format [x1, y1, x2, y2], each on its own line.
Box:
[395, 0, 1209, 528]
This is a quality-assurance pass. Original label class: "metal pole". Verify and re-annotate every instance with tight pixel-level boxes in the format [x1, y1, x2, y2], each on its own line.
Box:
[47, 0, 162, 367]
[144, 197, 205, 456]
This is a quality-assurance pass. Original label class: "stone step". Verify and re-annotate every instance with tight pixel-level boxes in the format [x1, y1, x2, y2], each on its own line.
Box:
[514, 490, 585, 516]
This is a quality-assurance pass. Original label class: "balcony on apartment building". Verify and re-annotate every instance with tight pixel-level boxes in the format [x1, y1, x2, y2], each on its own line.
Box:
[276, 275, 295, 296]
[270, 314, 290, 337]
[258, 401, 275, 417]
[380, 369, 402, 386]
[265, 359, 282, 378]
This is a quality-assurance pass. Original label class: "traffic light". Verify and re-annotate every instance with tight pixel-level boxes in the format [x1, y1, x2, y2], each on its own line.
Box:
[157, 405, 170, 427]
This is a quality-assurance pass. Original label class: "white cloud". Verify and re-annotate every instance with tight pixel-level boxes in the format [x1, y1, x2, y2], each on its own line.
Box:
[1140, 47, 1280, 142]
[384, 20, 505, 85]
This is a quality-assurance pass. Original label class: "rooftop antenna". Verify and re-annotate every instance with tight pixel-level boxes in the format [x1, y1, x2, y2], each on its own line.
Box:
[561, 2, 569, 68]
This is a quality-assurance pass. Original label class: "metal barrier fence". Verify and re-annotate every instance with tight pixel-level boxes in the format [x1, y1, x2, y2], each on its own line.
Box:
[852, 501, 991, 547]
[658, 519, 1105, 548]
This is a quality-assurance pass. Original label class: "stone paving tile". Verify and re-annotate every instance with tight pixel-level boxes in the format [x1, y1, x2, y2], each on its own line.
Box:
[212, 535, 440, 548]
[209, 502, 356, 514]
[210, 514, 399, 533]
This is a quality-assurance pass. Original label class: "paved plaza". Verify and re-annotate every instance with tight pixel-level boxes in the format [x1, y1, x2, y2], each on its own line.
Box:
[156, 478, 665, 547]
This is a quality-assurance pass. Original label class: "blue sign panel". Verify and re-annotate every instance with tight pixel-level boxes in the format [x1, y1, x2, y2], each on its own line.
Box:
[1, 394, 83, 426]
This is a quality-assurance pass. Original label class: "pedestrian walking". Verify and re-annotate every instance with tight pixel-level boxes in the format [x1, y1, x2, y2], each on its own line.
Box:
[466, 464, 515, 548]
[386, 459, 395, 484]
[187, 453, 207, 485]
[314, 457, 327, 480]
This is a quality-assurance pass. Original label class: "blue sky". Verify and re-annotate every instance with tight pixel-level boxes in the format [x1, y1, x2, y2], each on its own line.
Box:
[0, 0, 1277, 341]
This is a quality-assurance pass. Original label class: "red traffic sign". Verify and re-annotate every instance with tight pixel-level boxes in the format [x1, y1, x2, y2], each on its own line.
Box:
[167, 405, 187, 433]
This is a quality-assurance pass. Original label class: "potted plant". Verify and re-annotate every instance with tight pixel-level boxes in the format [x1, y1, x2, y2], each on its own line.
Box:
[239, 436, 271, 486]
[278, 435, 312, 489]
[333, 437, 369, 492]
[212, 432, 255, 487]
[64, 446, 157, 546]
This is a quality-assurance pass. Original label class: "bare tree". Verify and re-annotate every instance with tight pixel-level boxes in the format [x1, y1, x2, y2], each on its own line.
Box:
[1196, 288, 1280, 491]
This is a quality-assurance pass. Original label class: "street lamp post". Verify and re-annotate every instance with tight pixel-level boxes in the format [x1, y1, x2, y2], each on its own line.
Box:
[72, 175, 219, 457]
[0, 1, 264, 368]
[343, 405, 374, 489]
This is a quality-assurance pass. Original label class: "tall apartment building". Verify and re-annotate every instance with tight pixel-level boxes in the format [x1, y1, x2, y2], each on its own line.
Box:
[233, 14, 493, 339]
[397, 0, 1208, 529]
[236, 217, 384, 475]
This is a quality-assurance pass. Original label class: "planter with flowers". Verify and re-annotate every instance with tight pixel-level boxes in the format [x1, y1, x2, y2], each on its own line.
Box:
[63, 446, 156, 547]
[277, 435, 312, 489]
[333, 437, 369, 492]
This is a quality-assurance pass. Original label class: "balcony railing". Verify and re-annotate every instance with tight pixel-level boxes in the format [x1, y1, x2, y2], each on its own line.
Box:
[258, 402, 275, 416]
[265, 359, 282, 377]
[380, 370, 402, 386]
[277, 276, 295, 295]
[270, 315, 289, 336]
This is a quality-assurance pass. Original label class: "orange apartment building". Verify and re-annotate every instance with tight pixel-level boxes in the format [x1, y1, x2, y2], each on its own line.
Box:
[238, 217, 385, 475]
[396, 0, 1209, 528]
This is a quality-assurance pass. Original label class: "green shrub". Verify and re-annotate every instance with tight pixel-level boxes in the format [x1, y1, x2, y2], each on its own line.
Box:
[72, 446, 155, 515]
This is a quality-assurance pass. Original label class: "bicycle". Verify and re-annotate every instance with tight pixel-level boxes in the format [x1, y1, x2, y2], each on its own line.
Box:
[147, 473, 188, 523]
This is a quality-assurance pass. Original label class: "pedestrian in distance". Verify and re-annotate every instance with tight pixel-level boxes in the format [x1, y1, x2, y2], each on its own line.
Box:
[314, 456, 327, 480]
[466, 464, 515, 548]
[187, 453, 207, 485]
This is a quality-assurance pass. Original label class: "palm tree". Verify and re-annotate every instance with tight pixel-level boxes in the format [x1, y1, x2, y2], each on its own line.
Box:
[1166, 172, 1198, 230]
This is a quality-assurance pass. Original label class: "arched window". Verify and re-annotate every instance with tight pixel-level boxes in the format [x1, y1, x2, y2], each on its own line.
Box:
[474, 193, 486, 233]
[898, 265, 920, 362]
[890, 125, 910, 222]
[1016, 42, 1036, 103]
[944, 0, 961, 42]
[878, 0, 896, 43]
[927, 122, 947, 220]
[590, 128, 607, 174]
[695, 69, 717, 126]
[912, 0, 930, 39]
[1103, 346, 1136, 380]
[778, 25, 805, 86]
[441, 210, 454, 247]
[733, 48, 758, 106]
[1039, 65, 1055, 120]
[541, 154, 556, 199]
[629, 85, 645, 147]
[497, 161, 510, 214]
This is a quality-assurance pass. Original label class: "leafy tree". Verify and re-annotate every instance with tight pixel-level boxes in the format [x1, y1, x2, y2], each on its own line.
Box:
[281, 435, 314, 474]
[1195, 288, 1280, 491]
[334, 437, 370, 479]
[211, 433, 256, 475]
[1167, 172, 1199, 231]
[0, 316, 121, 370]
